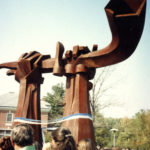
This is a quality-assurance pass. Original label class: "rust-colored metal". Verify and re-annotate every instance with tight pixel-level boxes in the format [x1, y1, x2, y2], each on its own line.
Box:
[14, 53, 46, 146]
[0, 52, 50, 146]
[0, 0, 146, 145]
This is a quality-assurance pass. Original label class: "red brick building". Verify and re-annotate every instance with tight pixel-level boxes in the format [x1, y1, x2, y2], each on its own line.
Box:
[0, 92, 50, 137]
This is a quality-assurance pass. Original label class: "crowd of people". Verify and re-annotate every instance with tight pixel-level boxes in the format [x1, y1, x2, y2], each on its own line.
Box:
[0, 123, 131, 150]
[0, 123, 97, 150]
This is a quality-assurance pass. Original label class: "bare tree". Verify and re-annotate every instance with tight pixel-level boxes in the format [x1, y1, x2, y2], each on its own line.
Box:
[89, 66, 118, 122]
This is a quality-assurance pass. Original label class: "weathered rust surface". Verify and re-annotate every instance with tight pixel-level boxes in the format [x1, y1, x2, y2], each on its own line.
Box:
[14, 52, 45, 145]
[0, 52, 49, 146]
[62, 73, 95, 142]
[0, 0, 146, 145]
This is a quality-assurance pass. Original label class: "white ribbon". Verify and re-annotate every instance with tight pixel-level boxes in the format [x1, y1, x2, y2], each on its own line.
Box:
[14, 113, 93, 125]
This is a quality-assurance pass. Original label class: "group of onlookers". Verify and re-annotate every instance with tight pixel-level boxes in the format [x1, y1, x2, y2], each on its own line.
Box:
[43, 126, 96, 150]
[0, 124, 37, 150]
[0, 123, 96, 150]
[0, 123, 131, 150]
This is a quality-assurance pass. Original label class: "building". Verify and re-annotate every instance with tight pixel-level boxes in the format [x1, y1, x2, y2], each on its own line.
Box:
[0, 92, 50, 137]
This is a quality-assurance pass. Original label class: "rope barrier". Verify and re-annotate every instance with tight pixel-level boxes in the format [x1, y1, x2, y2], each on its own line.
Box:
[14, 113, 93, 125]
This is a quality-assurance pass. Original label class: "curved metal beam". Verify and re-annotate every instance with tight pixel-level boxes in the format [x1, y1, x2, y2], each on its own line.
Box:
[77, 0, 146, 68]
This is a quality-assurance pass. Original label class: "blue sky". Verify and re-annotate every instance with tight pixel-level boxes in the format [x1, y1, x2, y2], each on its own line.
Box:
[0, 0, 150, 118]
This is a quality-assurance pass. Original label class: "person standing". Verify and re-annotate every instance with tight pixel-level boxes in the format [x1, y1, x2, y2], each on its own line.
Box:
[51, 127, 77, 150]
[11, 124, 36, 150]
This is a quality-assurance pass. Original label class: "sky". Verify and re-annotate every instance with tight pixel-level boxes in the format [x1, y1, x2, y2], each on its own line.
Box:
[0, 0, 150, 118]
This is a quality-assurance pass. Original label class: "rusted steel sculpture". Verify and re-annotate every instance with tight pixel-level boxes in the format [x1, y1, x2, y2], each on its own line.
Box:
[0, 52, 50, 144]
[0, 0, 146, 145]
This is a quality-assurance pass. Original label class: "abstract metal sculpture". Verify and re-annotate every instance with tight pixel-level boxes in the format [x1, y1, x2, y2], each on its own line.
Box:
[0, 0, 146, 146]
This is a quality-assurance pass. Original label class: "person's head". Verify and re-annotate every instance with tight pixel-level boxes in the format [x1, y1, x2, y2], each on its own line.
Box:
[125, 148, 130, 150]
[51, 127, 76, 150]
[0, 136, 14, 150]
[11, 123, 34, 147]
[77, 138, 96, 150]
